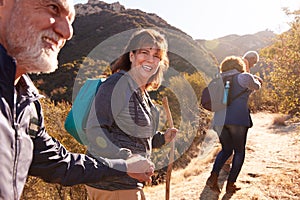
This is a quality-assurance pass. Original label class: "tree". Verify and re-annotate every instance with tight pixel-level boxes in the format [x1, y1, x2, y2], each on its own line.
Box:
[260, 9, 300, 115]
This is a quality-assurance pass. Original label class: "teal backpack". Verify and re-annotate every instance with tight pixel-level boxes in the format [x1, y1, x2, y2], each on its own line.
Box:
[64, 78, 105, 144]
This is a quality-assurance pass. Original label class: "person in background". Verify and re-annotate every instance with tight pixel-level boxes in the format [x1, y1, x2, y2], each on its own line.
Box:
[0, 0, 154, 199]
[222, 50, 263, 172]
[85, 28, 178, 200]
[243, 50, 259, 72]
[243, 50, 264, 82]
[206, 56, 261, 193]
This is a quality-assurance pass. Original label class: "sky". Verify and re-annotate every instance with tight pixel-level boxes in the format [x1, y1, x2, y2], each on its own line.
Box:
[73, 0, 299, 40]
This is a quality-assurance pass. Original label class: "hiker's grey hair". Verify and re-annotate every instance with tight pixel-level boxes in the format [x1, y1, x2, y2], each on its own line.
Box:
[242, 51, 259, 62]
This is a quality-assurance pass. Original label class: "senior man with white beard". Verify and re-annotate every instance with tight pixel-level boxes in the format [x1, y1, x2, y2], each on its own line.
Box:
[0, 0, 154, 199]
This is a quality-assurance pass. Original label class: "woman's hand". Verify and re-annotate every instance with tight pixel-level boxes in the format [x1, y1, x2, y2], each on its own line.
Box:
[164, 128, 178, 144]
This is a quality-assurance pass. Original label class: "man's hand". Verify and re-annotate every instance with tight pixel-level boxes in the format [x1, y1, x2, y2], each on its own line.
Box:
[126, 155, 155, 182]
[254, 75, 263, 85]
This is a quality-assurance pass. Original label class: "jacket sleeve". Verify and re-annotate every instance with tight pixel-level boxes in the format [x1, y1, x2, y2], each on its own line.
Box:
[85, 77, 133, 159]
[28, 128, 127, 186]
[28, 99, 127, 186]
[237, 73, 262, 90]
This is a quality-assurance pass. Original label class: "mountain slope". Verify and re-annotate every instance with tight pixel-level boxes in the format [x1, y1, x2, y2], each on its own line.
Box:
[60, 1, 192, 64]
[198, 31, 276, 63]
[31, 1, 276, 102]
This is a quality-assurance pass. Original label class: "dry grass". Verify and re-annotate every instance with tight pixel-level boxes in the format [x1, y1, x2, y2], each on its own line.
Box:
[144, 112, 300, 200]
[272, 114, 290, 126]
[260, 169, 300, 199]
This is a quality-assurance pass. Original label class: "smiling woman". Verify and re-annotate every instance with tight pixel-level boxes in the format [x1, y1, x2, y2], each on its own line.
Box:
[112, 29, 169, 91]
[84, 28, 178, 200]
[128, 48, 162, 88]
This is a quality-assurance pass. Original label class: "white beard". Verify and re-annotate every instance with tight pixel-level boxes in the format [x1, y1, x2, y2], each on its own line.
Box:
[5, 6, 60, 74]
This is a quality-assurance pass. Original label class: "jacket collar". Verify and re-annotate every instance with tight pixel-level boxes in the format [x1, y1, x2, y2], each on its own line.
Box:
[221, 69, 240, 77]
[0, 43, 17, 110]
[0, 44, 43, 109]
[16, 74, 43, 101]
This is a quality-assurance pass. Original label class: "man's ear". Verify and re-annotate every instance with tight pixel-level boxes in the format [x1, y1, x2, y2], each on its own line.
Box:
[0, 1, 3, 20]
[129, 51, 134, 62]
[0, 0, 14, 18]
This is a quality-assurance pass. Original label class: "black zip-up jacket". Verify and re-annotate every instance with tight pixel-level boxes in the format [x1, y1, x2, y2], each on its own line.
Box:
[0, 44, 127, 200]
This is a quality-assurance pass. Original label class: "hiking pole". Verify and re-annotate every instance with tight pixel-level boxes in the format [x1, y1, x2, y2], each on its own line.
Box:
[162, 97, 175, 200]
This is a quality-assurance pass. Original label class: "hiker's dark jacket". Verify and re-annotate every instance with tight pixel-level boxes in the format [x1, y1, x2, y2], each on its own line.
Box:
[0, 44, 126, 200]
[213, 69, 261, 127]
[86, 71, 166, 190]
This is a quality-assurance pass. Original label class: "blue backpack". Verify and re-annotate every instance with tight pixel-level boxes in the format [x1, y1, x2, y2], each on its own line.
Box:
[64, 78, 105, 144]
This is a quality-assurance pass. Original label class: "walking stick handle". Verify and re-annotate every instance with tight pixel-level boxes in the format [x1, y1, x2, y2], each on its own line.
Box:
[162, 97, 175, 200]
[162, 97, 174, 128]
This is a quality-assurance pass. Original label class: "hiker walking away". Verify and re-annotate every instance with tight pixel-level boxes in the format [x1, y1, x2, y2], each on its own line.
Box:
[243, 50, 264, 81]
[0, 1, 154, 199]
[222, 50, 263, 172]
[84, 29, 177, 200]
[206, 56, 262, 193]
[243, 50, 259, 72]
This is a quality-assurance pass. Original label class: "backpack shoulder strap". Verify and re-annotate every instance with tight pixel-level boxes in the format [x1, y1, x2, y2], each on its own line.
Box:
[29, 100, 43, 138]
[228, 74, 248, 104]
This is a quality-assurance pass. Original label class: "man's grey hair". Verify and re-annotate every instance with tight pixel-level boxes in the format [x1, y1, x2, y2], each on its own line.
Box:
[242, 51, 259, 62]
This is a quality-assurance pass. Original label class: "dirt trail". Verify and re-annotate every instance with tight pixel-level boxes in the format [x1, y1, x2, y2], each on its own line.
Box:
[144, 112, 300, 200]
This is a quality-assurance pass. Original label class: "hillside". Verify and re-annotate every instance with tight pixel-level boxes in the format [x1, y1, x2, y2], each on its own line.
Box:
[31, 0, 276, 103]
[197, 31, 276, 63]
[31, 0, 218, 102]
[144, 112, 300, 199]
[60, 0, 186, 64]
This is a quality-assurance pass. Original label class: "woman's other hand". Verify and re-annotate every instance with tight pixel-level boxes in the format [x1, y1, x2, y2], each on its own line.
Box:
[164, 128, 178, 144]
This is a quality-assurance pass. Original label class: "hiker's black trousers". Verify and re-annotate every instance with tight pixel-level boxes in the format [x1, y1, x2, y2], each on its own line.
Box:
[212, 125, 248, 182]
